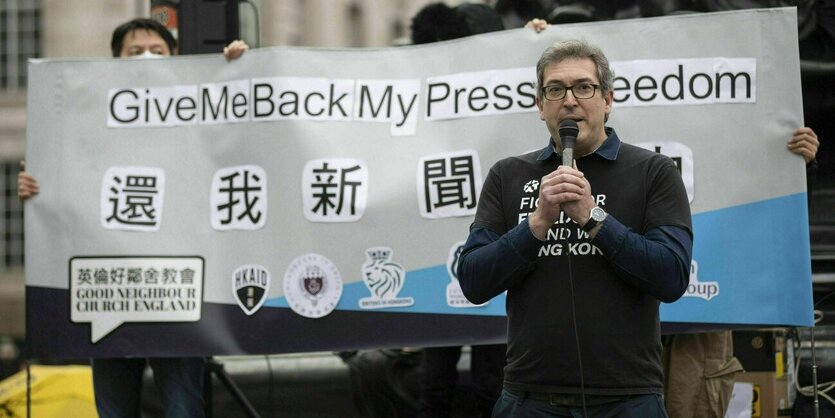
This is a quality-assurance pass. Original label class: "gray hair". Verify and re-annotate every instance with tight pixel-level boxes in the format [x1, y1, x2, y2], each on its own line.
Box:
[535, 39, 614, 101]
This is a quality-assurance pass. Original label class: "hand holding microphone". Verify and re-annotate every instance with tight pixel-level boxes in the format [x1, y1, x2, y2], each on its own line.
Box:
[528, 120, 590, 239]
[556, 119, 599, 229]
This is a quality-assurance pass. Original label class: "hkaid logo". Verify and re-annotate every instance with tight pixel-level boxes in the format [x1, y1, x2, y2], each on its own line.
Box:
[232, 264, 270, 315]
[359, 247, 413, 309]
[446, 241, 487, 308]
[283, 253, 343, 318]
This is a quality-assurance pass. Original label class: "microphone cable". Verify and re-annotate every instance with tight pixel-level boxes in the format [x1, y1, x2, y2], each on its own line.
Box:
[557, 119, 587, 416]
[565, 222, 588, 418]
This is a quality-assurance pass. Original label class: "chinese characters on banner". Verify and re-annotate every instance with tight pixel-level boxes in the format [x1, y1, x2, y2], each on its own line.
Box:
[101, 152, 484, 231]
[211, 165, 267, 230]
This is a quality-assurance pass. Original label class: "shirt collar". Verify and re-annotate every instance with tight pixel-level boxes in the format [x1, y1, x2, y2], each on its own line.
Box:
[536, 127, 621, 162]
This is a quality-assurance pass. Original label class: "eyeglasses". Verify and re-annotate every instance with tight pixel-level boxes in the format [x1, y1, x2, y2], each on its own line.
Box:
[541, 83, 600, 101]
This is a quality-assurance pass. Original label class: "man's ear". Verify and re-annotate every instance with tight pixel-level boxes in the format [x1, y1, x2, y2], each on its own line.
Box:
[603, 90, 613, 122]
[536, 97, 545, 121]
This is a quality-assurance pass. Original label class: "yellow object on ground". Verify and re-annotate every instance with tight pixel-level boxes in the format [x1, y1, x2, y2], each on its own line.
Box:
[0, 364, 97, 418]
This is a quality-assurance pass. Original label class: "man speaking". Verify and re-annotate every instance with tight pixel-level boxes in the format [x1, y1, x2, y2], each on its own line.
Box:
[458, 39, 692, 417]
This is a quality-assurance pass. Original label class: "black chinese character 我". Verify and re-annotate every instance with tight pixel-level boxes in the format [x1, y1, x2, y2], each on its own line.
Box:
[216, 170, 263, 225]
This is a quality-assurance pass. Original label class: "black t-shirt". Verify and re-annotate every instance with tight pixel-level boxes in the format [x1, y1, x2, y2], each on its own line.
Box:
[472, 129, 692, 395]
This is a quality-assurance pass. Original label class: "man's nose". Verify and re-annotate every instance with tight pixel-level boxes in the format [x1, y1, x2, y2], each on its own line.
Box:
[562, 89, 579, 106]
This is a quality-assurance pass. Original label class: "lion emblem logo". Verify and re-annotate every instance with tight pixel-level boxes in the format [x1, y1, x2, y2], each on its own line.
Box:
[359, 247, 414, 309]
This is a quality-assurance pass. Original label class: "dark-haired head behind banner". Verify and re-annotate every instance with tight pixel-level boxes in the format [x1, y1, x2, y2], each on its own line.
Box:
[410, 2, 505, 45]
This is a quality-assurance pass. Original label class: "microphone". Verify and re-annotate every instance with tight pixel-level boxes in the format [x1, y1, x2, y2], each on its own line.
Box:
[559, 120, 579, 167]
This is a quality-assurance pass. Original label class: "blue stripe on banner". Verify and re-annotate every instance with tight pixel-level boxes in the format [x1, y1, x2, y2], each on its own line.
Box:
[661, 192, 814, 327]
[264, 265, 507, 316]
[265, 193, 813, 326]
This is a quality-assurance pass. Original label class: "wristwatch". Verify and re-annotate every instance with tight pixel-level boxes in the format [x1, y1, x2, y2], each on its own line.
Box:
[582, 206, 607, 232]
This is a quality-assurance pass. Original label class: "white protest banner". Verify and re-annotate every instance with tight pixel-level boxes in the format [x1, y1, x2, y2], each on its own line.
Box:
[26, 8, 811, 358]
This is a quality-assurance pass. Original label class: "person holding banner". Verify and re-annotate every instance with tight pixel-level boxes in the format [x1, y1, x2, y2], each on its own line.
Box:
[19, 18, 247, 418]
[664, 126, 820, 418]
[457, 39, 693, 416]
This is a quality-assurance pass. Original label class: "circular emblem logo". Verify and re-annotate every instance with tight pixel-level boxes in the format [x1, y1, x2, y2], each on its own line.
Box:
[283, 253, 343, 318]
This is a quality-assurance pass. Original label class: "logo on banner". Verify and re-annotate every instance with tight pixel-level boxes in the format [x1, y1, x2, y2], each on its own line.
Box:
[683, 260, 719, 301]
[359, 247, 413, 309]
[70, 256, 204, 343]
[283, 254, 343, 318]
[233, 264, 270, 315]
[446, 241, 487, 308]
